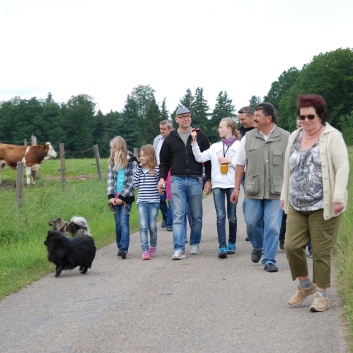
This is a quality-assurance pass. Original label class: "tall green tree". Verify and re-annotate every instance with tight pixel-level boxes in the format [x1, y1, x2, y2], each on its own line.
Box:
[210, 91, 236, 142]
[264, 67, 300, 109]
[93, 109, 122, 158]
[142, 96, 161, 146]
[279, 48, 353, 131]
[121, 95, 140, 151]
[41, 93, 65, 147]
[0, 99, 18, 142]
[130, 84, 156, 119]
[60, 94, 96, 156]
[339, 110, 353, 145]
[160, 98, 169, 121]
[191, 87, 210, 133]
[264, 67, 300, 130]
[249, 95, 262, 107]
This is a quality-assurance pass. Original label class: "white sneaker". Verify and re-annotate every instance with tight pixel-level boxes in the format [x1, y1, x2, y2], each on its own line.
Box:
[190, 244, 200, 255]
[172, 250, 185, 260]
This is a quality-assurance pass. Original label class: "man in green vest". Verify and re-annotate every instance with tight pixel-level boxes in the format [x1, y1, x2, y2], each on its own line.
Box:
[230, 102, 289, 272]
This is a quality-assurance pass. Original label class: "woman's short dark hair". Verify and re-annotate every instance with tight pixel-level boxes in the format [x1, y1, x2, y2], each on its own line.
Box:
[296, 94, 327, 125]
[255, 102, 278, 124]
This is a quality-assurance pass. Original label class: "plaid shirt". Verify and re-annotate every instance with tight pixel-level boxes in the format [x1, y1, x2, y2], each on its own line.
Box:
[107, 152, 138, 201]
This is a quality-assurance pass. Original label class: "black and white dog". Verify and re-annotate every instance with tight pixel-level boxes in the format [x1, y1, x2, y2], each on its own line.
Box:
[48, 216, 92, 238]
[45, 216, 96, 277]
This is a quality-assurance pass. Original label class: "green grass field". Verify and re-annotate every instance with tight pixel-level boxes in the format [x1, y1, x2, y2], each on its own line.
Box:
[0, 158, 141, 298]
[1, 153, 353, 350]
[335, 146, 353, 349]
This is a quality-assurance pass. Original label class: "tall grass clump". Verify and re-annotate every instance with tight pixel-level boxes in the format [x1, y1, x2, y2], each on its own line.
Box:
[335, 146, 353, 350]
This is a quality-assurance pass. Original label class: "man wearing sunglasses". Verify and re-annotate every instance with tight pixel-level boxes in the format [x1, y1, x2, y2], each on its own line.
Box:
[231, 103, 289, 272]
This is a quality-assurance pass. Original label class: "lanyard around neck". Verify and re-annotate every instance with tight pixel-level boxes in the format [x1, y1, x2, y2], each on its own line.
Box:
[223, 143, 230, 157]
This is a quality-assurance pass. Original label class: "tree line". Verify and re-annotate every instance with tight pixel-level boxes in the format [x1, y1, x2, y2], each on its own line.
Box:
[1, 47, 353, 157]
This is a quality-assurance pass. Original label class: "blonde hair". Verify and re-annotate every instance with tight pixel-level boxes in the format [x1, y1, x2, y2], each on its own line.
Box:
[109, 136, 128, 170]
[221, 117, 241, 140]
[139, 144, 157, 176]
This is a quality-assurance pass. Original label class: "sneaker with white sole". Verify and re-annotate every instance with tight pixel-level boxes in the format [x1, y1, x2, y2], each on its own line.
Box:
[172, 250, 185, 260]
[189, 244, 200, 255]
[288, 283, 317, 307]
[310, 293, 329, 312]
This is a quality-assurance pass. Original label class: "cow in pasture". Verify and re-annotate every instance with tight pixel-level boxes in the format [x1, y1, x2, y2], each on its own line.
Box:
[0, 142, 57, 185]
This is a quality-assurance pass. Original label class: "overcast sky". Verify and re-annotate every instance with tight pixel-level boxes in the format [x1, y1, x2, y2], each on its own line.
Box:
[0, 0, 352, 114]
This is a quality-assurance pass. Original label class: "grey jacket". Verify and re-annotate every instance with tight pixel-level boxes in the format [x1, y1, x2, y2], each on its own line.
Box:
[244, 126, 289, 200]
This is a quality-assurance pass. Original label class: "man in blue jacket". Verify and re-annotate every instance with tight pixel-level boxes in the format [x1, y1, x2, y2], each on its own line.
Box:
[158, 107, 211, 260]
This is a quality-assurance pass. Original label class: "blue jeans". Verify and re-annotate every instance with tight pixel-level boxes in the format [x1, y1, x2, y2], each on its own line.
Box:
[170, 176, 203, 252]
[212, 187, 237, 248]
[185, 203, 192, 238]
[245, 198, 282, 265]
[137, 202, 159, 252]
[166, 200, 173, 229]
[113, 202, 132, 251]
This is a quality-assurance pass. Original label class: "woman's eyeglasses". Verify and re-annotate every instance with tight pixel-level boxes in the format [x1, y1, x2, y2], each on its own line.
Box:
[299, 114, 316, 120]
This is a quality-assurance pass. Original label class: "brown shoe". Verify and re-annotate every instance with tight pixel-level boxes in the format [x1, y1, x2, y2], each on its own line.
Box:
[288, 283, 317, 306]
[310, 293, 329, 312]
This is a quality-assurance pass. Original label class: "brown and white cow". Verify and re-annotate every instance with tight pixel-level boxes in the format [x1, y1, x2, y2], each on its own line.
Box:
[0, 142, 57, 185]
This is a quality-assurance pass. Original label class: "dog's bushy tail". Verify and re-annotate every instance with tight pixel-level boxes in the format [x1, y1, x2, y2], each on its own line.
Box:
[70, 216, 92, 236]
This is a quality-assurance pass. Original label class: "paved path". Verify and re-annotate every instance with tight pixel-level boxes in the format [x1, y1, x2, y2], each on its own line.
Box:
[0, 192, 349, 353]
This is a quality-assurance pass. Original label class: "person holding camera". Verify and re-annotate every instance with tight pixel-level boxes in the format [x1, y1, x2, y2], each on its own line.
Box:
[191, 117, 241, 258]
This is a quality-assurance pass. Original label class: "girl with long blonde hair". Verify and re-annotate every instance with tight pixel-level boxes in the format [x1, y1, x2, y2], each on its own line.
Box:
[107, 136, 138, 259]
[191, 117, 241, 259]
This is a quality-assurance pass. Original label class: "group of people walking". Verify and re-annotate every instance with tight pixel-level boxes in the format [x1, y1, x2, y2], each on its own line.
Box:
[107, 94, 349, 313]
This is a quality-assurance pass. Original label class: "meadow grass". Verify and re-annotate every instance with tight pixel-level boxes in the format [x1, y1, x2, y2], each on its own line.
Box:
[335, 145, 353, 350]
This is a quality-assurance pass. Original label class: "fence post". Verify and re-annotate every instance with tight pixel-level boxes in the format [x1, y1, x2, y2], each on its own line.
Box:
[31, 135, 37, 146]
[60, 143, 66, 191]
[30, 135, 39, 179]
[93, 144, 102, 180]
[15, 162, 24, 207]
[133, 147, 139, 158]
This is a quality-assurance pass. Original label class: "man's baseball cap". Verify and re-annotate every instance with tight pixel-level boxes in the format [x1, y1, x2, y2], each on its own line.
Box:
[176, 106, 191, 115]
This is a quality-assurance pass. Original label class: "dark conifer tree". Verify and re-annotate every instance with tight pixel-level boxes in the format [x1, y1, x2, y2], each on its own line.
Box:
[122, 95, 140, 151]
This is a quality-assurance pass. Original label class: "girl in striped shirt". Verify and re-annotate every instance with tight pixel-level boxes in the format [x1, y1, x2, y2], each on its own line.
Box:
[133, 144, 160, 260]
